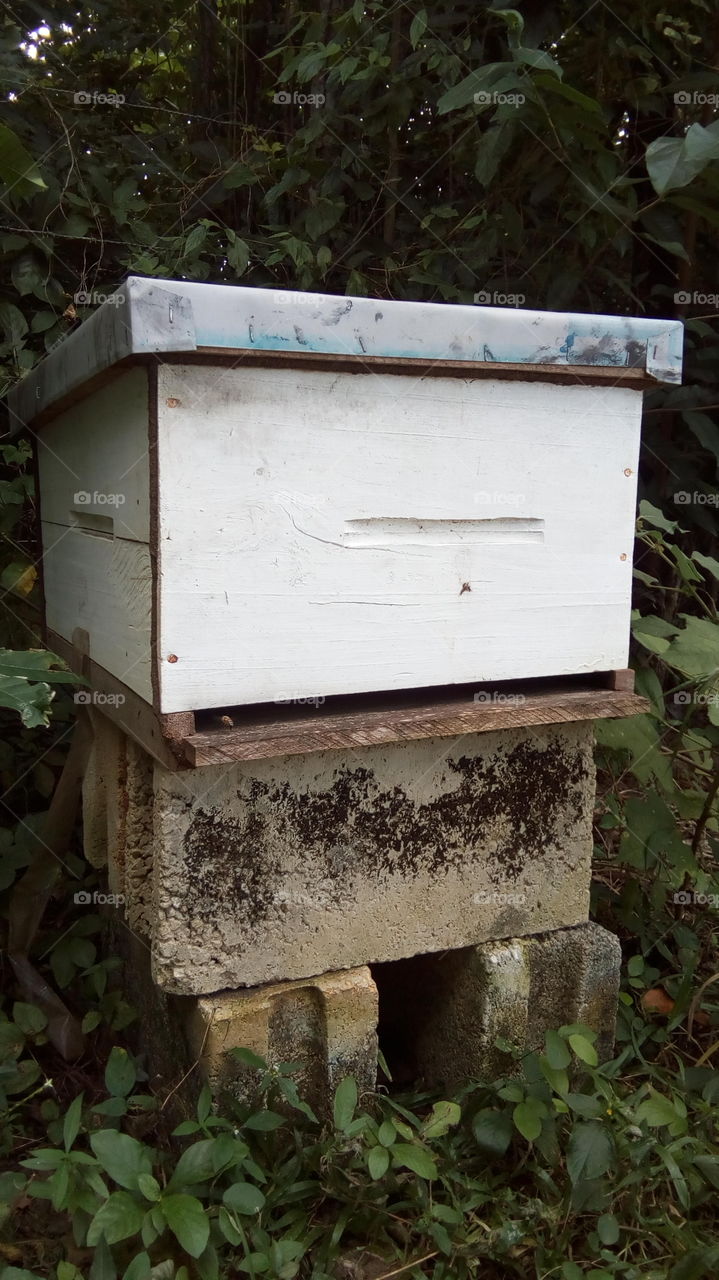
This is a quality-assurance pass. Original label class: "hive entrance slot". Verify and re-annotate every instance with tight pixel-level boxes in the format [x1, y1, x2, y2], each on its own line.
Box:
[70, 510, 115, 537]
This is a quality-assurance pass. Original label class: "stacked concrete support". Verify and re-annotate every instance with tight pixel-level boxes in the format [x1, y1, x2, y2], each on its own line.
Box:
[83, 711, 621, 1106]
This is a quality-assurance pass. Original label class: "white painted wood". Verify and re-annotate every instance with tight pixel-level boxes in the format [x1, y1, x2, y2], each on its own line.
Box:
[42, 521, 153, 702]
[37, 368, 151, 543]
[155, 364, 642, 713]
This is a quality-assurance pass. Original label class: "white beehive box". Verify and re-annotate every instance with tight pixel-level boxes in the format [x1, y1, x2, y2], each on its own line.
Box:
[7, 277, 682, 718]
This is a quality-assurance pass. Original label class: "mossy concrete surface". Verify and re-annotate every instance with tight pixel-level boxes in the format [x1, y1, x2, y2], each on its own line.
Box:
[84, 721, 598, 994]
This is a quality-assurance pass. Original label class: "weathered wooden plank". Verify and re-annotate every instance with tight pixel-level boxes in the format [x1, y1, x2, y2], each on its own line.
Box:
[42, 521, 153, 703]
[156, 364, 642, 713]
[183, 687, 648, 765]
[36, 367, 150, 541]
[47, 630, 182, 771]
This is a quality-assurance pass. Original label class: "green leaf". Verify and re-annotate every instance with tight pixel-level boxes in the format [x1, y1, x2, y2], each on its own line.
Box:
[368, 1145, 390, 1179]
[639, 499, 677, 533]
[226, 235, 249, 276]
[90, 1131, 153, 1191]
[137, 1174, 161, 1202]
[87, 1192, 145, 1246]
[0, 123, 47, 194]
[437, 63, 521, 114]
[0, 301, 29, 346]
[421, 1100, 461, 1138]
[12, 1003, 47, 1035]
[512, 1099, 545, 1141]
[162, 1194, 210, 1258]
[545, 1029, 571, 1070]
[472, 1108, 513, 1156]
[12, 251, 45, 297]
[568, 1034, 599, 1067]
[512, 46, 562, 77]
[636, 1089, 681, 1128]
[244, 1110, 284, 1131]
[333, 1076, 357, 1132]
[597, 1212, 620, 1245]
[566, 1122, 614, 1184]
[105, 1047, 136, 1098]
[63, 1094, 84, 1152]
[391, 1142, 437, 1180]
[230, 1047, 267, 1071]
[122, 1252, 151, 1280]
[664, 616, 719, 680]
[377, 1120, 396, 1147]
[409, 8, 427, 47]
[646, 121, 719, 196]
[222, 1182, 266, 1215]
[168, 1139, 217, 1190]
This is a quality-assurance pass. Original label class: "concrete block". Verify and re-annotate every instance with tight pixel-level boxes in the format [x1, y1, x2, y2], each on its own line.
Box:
[376, 922, 621, 1088]
[184, 966, 378, 1112]
[149, 722, 595, 993]
[82, 713, 155, 935]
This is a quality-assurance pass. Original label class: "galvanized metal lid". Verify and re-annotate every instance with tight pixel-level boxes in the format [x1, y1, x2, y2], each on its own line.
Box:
[5, 275, 683, 429]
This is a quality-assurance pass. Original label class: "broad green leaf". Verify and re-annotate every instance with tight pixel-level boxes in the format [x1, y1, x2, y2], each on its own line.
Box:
[409, 8, 427, 47]
[368, 1145, 390, 1179]
[87, 1192, 145, 1246]
[568, 1034, 599, 1067]
[566, 1122, 614, 1184]
[244, 1110, 284, 1131]
[105, 1047, 136, 1098]
[646, 121, 719, 196]
[597, 1212, 620, 1244]
[168, 1139, 216, 1190]
[421, 1100, 461, 1138]
[391, 1142, 438, 1179]
[90, 1131, 153, 1191]
[122, 1253, 151, 1280]
[12, 1003, 47, 1035]
[438, 63, 522, 114]
[222, 1182, 266, 1215]
[472, 1108, 513, 1156]
[512, 1099, 546, 1141]
[162, 1194, 210, 1258]
[636, 1089, 681, 1127]
[0, 123, 47, 194]
[544, 1029, 571, 1070]
[638, 499, 677, 533]
[333, 1076, 357, 1132]
[512, 46, 562, 77]
[664, 616, 719, 679]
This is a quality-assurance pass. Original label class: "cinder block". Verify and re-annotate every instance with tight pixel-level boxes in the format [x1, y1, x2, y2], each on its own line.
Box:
[184, 967, 378, 1112]
[150, 722, 595, 993]
[379, 922, 621, 1088]
[82, 712, 155, 935]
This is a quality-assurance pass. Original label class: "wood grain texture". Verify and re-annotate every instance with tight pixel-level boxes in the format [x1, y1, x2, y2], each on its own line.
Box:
[36, 367, 150, 541]
[156, 363, 642, 713]
[42, 522, 153, 702]
[183, 687, 648, 765]
[47, 630, 181, 771]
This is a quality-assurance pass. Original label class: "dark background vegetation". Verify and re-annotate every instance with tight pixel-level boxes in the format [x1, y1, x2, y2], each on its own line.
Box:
[0, 3, 718, 1278]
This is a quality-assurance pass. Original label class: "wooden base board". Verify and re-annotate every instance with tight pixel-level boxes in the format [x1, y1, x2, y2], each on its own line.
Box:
[46, 632, 643, 768]
[183, 684, 646, 766]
